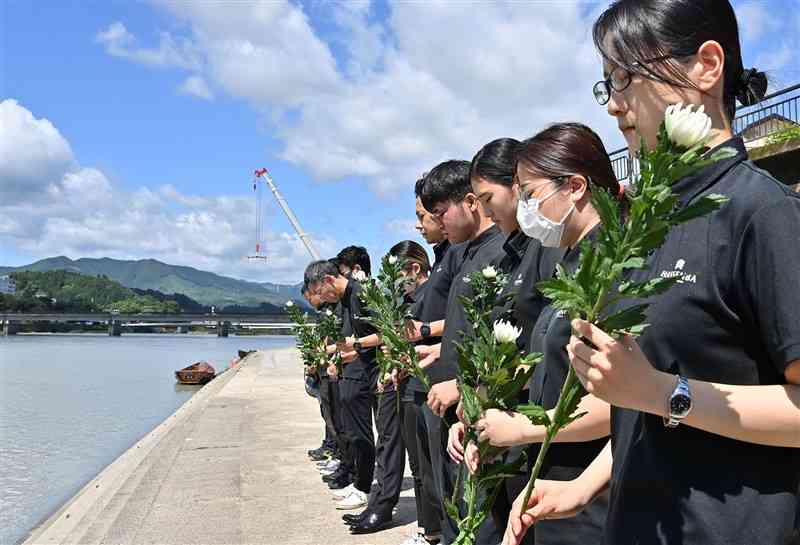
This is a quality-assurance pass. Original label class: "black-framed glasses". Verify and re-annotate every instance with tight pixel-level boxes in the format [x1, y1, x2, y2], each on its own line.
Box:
[592, 55, 672, 105]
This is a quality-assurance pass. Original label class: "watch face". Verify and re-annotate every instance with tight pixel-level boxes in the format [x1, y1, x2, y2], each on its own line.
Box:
[670, 394, 691, 417]
[420, 325, 431, 337]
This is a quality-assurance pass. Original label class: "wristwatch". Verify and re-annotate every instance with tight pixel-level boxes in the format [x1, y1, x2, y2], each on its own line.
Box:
[420, 323, 432, 339]
[664, 376, 692, 428]
[353, 340, 363, 351]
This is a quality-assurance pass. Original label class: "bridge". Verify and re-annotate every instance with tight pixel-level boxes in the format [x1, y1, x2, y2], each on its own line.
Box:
[0, 313, 304, 337]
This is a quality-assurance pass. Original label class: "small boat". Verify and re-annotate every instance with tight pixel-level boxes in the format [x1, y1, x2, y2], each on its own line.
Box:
[175, 361, 216, 385]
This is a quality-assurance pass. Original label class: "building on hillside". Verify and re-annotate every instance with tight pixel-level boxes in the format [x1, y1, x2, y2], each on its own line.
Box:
[738, 113, 799, 149]
[0, 275, 16, 294]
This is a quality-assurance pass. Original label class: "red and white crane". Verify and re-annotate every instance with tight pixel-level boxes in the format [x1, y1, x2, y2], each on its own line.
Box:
[249, 167, 321, 261]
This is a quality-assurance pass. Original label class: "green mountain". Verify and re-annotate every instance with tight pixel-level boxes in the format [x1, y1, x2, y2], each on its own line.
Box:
[0, 257, 302, 307]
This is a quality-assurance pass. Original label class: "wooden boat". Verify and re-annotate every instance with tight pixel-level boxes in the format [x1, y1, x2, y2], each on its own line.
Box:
[175, 361, 216, 385]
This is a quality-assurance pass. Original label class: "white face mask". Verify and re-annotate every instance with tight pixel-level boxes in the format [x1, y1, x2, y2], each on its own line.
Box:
[516, 184, 575, 247]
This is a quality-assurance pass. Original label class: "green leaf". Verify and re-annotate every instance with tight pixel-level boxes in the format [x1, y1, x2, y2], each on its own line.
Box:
[516, 403, 550, 426]
[617, 276, 679, 298]
[598, 303, 649, 334]
[444, 499, 461, 523]
[669, 194, 729, 225]
[460, 383, 482, 424]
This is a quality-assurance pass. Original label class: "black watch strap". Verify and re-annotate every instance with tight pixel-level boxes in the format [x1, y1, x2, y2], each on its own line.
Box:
[420, 323, 432, 338]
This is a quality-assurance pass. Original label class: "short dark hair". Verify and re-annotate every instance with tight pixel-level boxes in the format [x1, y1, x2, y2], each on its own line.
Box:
[414, 175, 427, 198]
[389, 240, 431, 274]
[420, 160, 471, 212]
[304, 260, 340, 286]
[470, 138, 522, 188]
[593, 0, 768, 122]
[336, 246, 371, 276]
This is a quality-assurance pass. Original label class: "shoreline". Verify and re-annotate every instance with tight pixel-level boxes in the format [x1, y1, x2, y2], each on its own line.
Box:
[19, 349, 269, 545]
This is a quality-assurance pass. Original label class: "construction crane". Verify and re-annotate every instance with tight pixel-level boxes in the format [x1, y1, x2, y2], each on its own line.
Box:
[248, 167, 321, 261]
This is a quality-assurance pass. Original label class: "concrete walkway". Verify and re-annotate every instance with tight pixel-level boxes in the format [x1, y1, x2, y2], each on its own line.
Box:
[24, 348, 418, 545]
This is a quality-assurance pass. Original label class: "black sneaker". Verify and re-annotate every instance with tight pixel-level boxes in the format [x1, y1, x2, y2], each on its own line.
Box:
[310, 448, 335, 462]
[342, 511, 367, 525]
[322, 468, 349, 483]
[327, 475, 353, 489]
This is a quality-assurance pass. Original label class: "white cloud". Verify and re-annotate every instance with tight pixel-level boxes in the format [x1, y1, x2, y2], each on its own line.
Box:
[0, 101, 335, 283]
[384, 218, 419, 239]
[0, 99, 75, 204]
[97, 1, 621, 196]
[178, 75, 214, 100]
[95, 21, 202, 71]
[735, 2, 779, 43]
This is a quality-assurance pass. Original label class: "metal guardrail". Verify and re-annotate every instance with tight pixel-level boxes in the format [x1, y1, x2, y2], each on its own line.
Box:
[608, 82, 800, 183]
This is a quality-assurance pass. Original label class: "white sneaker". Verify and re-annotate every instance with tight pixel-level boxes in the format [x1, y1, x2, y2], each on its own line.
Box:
[398, 534, 428, 545]
[335, 489, 368, 510]
[318, 459, 340, 472]
[331, 483, 356, 499]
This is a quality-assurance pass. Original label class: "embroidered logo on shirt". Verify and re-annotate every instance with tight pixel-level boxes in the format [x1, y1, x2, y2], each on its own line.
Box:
[660, 258, 697, 284]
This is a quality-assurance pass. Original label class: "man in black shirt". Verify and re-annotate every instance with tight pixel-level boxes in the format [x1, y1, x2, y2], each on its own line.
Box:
[305, 259, 378, 511]
[303, 284, 342, 462]
[418, 160, 507, 544]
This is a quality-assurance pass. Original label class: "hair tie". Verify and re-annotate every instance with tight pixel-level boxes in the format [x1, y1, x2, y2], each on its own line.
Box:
[739, 68, 756, 91]
[736, 68, 767, 106]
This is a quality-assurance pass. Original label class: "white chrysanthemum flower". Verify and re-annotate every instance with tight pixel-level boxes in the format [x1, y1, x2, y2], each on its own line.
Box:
[462, 277, 471, 283]
[388, 255, 398, 265]
[351, 270, 367, 282]
[493, 320, 521, 345]
[285, 301, 294, 307]
[664, 102, 712, 149]
[482, 266, 498, 279]
[325, 309, 333, 316]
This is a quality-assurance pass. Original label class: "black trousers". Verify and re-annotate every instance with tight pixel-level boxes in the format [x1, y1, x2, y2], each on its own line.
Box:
[424, 402, 505, 545]
[367, 386, 406, 517]
[319, 376, 339, 450]
[339, 376, 376, 494]
[402, 390, 442, 535]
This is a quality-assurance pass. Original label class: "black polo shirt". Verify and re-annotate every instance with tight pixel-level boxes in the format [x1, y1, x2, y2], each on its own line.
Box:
[401, 280, 431, 399]
[415, 240, 458, 325]
[491, 230, 565, 352]
[528, 226, 608, 544]
[339, 278, 379, 381]
[430, 224, 506, 385]
[606, 138, 800, 545]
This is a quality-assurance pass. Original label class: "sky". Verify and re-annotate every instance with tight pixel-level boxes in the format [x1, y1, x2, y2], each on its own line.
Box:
[1, 0, 798, 284]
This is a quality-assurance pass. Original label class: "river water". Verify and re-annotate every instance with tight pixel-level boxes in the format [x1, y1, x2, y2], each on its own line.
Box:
[0, 334, 294, 545]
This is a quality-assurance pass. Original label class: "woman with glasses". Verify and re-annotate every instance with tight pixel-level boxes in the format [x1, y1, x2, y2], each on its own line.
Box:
[506, 2, 800, 545]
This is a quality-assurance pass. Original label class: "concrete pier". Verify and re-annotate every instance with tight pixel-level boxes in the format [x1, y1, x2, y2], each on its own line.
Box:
[23, 348, 416, 545]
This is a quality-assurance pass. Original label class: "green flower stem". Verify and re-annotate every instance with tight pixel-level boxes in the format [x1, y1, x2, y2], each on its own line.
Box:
[519, 366, 575, 510]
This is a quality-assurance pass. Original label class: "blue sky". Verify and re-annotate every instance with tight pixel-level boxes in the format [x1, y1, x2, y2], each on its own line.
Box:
[2, 0, 798, 284]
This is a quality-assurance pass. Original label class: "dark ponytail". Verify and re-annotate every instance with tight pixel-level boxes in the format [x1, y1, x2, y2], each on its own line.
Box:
[470, 138, 522, 188]
[593, 0, 768, 121]
[389, 240, 431, 275]
[517, 123, 621, 200]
